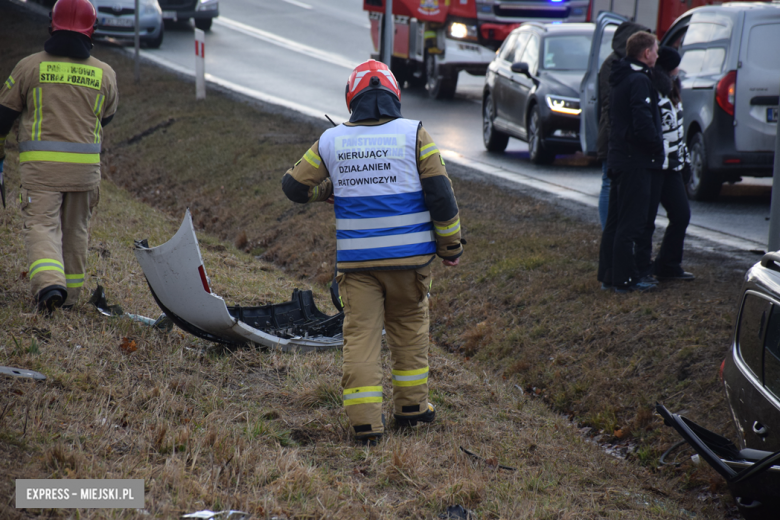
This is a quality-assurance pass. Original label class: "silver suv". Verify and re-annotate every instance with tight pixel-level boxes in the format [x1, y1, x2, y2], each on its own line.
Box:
[660, 2, 780, 201]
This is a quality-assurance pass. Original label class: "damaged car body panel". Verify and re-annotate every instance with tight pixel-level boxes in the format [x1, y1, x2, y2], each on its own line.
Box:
[723, 252, 780, 452]
[657, 404, 780, 519]
[134, 210, 343, 352]
[658, 253, 780, 519]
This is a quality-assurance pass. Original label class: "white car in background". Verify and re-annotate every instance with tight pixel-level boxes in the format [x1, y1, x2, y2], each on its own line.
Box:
[89, 0, 164, 49]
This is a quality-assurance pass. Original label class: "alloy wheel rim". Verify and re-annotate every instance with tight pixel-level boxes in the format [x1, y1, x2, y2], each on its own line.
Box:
[691, 144, 703, 191]
[529, 110, 539, 155]
[483, 97, 493, 142]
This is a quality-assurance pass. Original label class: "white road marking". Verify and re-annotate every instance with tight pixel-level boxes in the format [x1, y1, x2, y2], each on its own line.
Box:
[282, 0, 313, 9]
[129, 48, 347, 124]
[214, 17, 359, 70]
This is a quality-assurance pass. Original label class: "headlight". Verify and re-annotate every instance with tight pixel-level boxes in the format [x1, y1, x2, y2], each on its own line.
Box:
[449, 22, 477, 41]
[545, 95, 581, 116]
[197, 0, 218, 10]
[140, 0, 160, 16]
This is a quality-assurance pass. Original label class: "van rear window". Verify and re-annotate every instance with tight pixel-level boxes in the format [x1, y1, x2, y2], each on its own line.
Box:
[747, 24, 780, 71]
[683, 22, 730, 45]
[679, 48, 725, 77]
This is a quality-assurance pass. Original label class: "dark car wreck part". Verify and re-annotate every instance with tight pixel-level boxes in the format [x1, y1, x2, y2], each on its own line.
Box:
[656, 404, 780, 519]
[133, 210, 343, 352]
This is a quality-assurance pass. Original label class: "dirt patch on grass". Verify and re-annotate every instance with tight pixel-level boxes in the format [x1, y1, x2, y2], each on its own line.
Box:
[0, 2, 750, 517]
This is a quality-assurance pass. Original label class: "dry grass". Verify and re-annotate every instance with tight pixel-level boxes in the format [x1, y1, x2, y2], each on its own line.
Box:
[0, 2, 747, 518]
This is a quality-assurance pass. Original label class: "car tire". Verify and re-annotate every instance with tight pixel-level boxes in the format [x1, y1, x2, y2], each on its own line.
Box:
[687, 132, 721, 201]
[194, 18, 213, 31]
[425, 53, 457, 100]
[527, 105, 555, 165]
[483, 93, 509, 152]
[146, 25, 164, 49]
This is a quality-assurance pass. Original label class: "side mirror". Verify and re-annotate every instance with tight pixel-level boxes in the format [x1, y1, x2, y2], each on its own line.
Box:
[511, 61, 530, 75]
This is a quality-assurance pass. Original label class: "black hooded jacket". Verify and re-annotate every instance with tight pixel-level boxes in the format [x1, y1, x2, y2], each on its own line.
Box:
[607, 57, 664, 172]
[596, 21, 650, 160]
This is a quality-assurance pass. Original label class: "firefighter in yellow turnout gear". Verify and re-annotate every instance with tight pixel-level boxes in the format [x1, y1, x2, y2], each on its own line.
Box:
[282, 60, 463, 444]
[0, 0, 118, 313]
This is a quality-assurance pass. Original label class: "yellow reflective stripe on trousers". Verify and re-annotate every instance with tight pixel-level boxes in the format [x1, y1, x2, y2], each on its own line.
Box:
[31, 87, 42, 141]
[66, 274, 85, 288]
[343, 386, 383, 406]
[435, 219, 460, 237]
[20, 151, 100, 164]
[3, 75, 14, 90]
[419, 142, 439, 161]
[92, 94, 105, 144]
[303, 149, 321, 168]
[391, 367, 429, 387]
[29, 258, 64, 280]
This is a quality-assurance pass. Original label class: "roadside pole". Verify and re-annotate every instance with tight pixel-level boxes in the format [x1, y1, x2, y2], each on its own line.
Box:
[195, 29, 206, 100]
[382, 0, 393, 66]
[134, 0, 140, 82]
[768, 111, 780, 252]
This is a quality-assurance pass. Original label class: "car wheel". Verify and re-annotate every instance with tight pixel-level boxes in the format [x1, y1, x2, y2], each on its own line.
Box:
[687, 132, 721, 201]
[527, 105, 555, 165]
[194, 18, 213, 31]
[483, 93, 509, 152]
[425, 53, 457, 100]
[146, 25, 164, 49]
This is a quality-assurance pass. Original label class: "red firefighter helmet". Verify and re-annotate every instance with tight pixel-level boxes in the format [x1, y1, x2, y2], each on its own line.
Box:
[345, 60, 401, 111]
[51, 0, 97, 38]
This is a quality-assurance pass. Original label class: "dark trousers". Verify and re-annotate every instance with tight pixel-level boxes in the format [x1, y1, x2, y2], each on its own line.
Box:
[598, 168, 652, 287]
[635, 169, 691, 275]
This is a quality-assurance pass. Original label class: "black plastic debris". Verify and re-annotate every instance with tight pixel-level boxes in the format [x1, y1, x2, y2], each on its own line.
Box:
[439, 505, 475, 520]
[88, 284, 124, 316]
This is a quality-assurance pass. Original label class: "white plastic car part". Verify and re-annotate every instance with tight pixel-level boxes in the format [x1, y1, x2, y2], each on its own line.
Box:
[134, 210, 343, 352]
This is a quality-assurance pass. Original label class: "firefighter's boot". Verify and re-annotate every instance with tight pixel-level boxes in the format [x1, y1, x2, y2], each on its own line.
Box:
[37, 285, 67, 315]
[395, 403, 436, 428]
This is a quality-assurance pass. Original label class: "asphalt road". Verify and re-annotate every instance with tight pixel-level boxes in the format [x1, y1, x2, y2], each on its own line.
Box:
[104, 0, 774, 251]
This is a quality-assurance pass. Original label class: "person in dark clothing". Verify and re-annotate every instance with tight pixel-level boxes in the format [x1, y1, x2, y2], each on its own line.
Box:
[597, 31, 664, 293]
[635, 46, 694, 281]
[596, 21, 651, 229]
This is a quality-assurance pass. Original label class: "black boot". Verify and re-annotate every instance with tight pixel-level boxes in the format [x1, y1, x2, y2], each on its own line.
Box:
[395, 403, 436, 428]
[37, 286, 67, 315]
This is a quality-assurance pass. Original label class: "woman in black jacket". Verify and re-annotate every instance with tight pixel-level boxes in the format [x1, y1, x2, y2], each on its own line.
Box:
[636, 46, 694, 281]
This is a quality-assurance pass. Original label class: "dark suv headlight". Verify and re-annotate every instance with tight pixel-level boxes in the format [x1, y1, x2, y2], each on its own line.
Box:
[545, 95, 581, 116]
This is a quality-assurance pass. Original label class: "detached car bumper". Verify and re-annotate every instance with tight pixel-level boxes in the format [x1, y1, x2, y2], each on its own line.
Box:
[134, 210, 343, 352]
[657, 404, 780, 520]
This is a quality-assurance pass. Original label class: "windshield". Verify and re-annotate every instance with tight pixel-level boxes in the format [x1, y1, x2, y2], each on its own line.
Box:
[542, 35, 592, 71]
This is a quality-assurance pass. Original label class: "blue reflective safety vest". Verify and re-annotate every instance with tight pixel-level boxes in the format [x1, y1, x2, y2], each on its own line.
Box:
[318, 119, 436, 263]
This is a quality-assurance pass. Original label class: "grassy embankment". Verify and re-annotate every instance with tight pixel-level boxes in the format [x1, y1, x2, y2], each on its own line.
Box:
[1, 2, 749, 518]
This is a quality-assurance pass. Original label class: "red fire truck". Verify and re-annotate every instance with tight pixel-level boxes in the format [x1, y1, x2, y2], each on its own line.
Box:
[363, 0, 591, 99]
